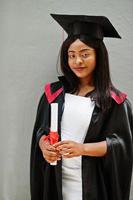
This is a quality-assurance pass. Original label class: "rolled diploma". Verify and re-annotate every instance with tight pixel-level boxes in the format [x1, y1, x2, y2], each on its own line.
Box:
[51, 103, 58, 132]
[50, 103, 58, 165]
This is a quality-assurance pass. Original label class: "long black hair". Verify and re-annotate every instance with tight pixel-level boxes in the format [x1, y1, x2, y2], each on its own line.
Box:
[60, 35, 118, 111]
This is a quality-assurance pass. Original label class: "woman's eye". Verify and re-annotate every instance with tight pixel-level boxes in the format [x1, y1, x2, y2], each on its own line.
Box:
[68, 55, 75, 59]
[81, 53, 90, 58]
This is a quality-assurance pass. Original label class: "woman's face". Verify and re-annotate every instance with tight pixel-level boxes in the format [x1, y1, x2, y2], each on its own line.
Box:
[68, 39, 96, 81]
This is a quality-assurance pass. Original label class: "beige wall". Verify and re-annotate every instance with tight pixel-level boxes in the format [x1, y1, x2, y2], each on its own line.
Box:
[0, 0, 133, 199]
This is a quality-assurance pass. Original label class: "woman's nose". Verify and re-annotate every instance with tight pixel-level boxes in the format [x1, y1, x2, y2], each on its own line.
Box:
[75, 56, 83, 64]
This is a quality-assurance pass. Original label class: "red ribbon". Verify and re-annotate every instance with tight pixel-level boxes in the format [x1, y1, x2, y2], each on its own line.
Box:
[43, 131, 59, 145]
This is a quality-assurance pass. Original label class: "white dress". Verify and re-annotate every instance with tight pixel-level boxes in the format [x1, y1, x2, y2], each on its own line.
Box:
[61, 93, 95, 200]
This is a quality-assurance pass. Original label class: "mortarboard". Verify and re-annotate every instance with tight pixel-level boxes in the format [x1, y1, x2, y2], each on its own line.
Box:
[50, 14, 121, 40]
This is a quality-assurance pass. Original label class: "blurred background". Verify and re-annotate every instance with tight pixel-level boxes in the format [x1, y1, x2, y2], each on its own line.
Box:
[0, 0, 133, 199]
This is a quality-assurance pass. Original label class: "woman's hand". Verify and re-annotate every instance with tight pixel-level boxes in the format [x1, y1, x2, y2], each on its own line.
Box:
[54, 140, 107, 158]
[39, 135, 61, 163]
[54, 140, 84, 158]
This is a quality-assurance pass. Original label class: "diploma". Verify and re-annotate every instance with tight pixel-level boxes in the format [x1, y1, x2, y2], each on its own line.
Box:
[43, 103, 59, 165]
[50, 103, 59, 165]
[51, 103, 58, 132]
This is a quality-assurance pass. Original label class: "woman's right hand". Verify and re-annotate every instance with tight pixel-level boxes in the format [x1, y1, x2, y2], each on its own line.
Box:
[39, 135, 61, 163]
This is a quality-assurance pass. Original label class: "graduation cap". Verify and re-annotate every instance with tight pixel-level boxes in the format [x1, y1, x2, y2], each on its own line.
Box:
[51, 14, 121, 40]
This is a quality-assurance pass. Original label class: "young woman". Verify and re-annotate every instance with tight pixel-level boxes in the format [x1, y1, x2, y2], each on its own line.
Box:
[30, 14, 133, 200]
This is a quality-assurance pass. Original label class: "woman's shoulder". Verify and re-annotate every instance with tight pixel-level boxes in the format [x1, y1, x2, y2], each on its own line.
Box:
[111, 87, 128, 105]
[111, 87, 132, 114]
[43, 80, 63, 104]
[45, 80, 62, 91]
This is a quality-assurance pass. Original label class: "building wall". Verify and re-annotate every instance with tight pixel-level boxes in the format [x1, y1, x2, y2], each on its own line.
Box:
[0, 0, 133, 199]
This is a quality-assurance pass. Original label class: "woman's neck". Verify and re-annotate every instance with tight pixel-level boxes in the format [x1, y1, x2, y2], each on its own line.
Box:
[76, 78, 95, 96]
[79, 76, 94, 89]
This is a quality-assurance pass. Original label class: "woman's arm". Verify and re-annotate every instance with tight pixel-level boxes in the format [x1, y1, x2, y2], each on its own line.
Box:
[83, 141, 107, 157]
[54, 140, 107, 158]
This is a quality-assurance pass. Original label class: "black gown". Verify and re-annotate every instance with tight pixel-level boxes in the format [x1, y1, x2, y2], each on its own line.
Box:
[30, 76, 133, 200]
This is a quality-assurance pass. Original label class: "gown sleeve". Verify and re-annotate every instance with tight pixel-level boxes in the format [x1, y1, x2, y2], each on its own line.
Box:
[30, 93, 50, 199]
[103, 99, 133, 200]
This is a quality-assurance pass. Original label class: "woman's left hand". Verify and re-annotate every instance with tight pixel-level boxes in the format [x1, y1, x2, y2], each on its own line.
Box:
[53, 140, 84, 158]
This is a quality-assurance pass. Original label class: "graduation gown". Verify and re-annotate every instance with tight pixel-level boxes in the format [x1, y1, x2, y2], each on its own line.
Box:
[30, 76, 133, 200]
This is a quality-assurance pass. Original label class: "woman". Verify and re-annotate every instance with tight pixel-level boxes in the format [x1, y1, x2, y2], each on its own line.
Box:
[30, 14, 133, 200]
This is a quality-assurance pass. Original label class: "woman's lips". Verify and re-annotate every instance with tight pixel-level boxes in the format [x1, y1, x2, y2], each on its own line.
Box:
[73, 67, 86, 72]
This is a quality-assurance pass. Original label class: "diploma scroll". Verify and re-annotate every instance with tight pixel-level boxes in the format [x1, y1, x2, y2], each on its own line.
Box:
[50, 103, 59, 165]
